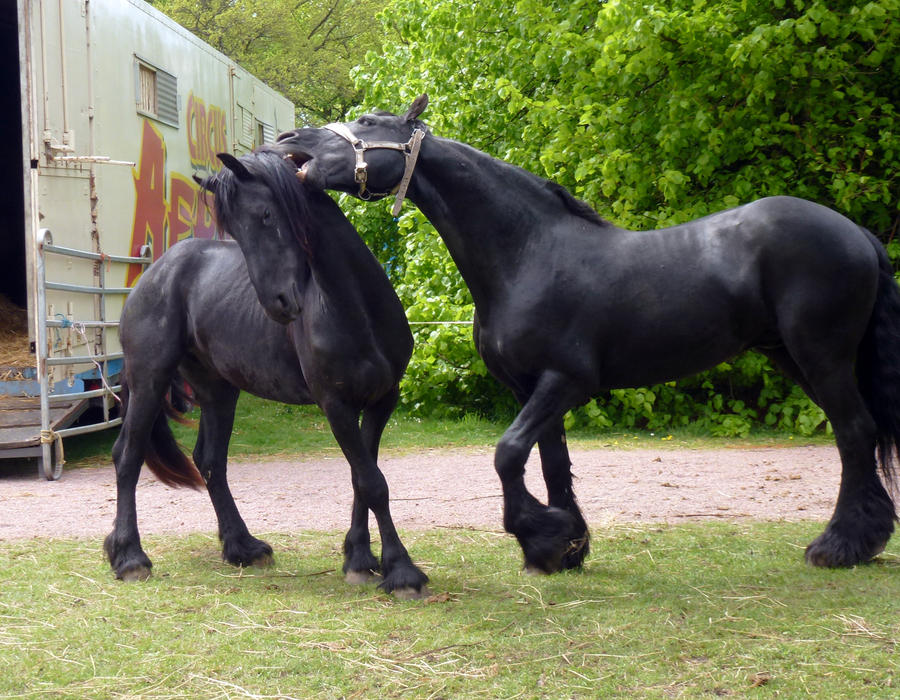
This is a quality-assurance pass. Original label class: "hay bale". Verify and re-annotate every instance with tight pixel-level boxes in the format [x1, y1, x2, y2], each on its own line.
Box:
[0, 294, 34, 369]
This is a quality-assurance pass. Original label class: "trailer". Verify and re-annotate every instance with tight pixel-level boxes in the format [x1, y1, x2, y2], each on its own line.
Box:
[1, 0, 295, 479]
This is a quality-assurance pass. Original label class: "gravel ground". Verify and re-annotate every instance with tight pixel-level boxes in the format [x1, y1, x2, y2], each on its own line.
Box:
[0, 444, 842, 540]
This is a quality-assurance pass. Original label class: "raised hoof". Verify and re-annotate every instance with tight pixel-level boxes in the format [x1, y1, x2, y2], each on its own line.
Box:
[392, 585, 432, 601]
[118, 565, 152, 582]
[345, 569, 381, 586]
[516, 505, 577, 574]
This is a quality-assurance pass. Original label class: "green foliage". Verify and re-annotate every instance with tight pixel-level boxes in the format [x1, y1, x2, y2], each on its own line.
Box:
[349, 0, 900, 433]
[152, 0, 386, 124]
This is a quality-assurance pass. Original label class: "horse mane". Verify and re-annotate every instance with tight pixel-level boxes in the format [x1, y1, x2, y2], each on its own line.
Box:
[210, 148, 313, 252]
[543, 180, 613, 228]
[449, 137, 613, 229]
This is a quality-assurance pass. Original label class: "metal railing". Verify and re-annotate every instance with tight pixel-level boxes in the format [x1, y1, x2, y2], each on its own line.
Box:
[35, 229, 152, 479]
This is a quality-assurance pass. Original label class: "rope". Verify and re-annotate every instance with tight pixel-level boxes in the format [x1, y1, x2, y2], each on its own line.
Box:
[71, 321, 122, 404]
[408, 321, 474, 326]
[39, 428, 66, 475]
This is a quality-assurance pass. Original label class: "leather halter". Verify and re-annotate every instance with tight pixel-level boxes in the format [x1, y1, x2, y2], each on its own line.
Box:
[322, 122, 426, 216]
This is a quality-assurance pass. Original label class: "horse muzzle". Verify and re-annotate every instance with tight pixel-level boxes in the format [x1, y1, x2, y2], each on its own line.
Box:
[263, 283, 302, 324]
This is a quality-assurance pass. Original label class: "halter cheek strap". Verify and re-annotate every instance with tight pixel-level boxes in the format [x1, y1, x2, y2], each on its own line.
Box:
[323, 122, 426, 216]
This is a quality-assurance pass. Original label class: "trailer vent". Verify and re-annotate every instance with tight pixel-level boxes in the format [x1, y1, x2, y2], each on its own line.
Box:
[134, 57, 179, 128]
[257, 120, 276, 146]
[239, 105, 254, 148]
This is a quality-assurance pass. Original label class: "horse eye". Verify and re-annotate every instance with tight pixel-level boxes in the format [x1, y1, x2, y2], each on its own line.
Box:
[262, 208, 271, 223]
[358, 116, 375, 126]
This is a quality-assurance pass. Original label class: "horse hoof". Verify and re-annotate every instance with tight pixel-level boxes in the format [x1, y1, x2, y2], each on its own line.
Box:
[392, 585, 431, 601]
[345, 570, 381, 585]
[119, 565, 152, 582]
[250, 553, 275, 568]
[559, 535, 590, 570]
[524, 564, 550, 576]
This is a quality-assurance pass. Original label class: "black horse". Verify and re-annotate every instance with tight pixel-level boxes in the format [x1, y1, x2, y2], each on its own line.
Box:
[104, 148, 429, 598]
[276, 94, 900, 573]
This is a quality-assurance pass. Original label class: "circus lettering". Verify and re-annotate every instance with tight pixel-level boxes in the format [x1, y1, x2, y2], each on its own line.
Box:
[127, 111, 225, 285]
[187, 92, 229, 172]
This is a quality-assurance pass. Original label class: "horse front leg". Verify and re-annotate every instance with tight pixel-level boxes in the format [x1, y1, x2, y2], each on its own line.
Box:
[193, 386, 273, 568]
[342, 387, 402, 584]
[537, 420, 590, 569]
[323, 398, 429, 598]
[496, 371, 584, 574]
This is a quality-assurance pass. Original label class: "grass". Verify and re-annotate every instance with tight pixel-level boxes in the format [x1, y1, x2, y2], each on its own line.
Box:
[61, 392, 831, 469]
[1, 522, 898, 697]
[3, 396, 890, 696]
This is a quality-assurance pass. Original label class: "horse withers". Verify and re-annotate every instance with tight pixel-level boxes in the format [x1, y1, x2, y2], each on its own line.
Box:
[104, 148, 429, 598]
[276, 95, 900, 574]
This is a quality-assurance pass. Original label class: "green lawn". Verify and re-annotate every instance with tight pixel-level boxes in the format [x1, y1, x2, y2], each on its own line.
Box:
[5, 394, 872, 697]
[1, 522, 897, 698]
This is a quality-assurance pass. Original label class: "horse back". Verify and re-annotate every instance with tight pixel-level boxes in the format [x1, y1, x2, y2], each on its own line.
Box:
[480, 196, 880, 392]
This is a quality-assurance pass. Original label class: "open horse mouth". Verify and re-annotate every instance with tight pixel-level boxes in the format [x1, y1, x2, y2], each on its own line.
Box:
[279, 151, 311, 182]
[275, 131, 314, 182]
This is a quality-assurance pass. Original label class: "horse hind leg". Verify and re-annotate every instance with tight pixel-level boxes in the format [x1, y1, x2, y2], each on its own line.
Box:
[191, 381, 274, 568]
[105, 376, 170, 580]
[799, 364, 894, 567]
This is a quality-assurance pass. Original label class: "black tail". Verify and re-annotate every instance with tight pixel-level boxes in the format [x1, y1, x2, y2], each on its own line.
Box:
[858, 230, 900, 491]
[120, 374, 205, 489]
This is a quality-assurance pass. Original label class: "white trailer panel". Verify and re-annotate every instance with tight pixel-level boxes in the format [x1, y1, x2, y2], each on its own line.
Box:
[1, 0, 295, 477]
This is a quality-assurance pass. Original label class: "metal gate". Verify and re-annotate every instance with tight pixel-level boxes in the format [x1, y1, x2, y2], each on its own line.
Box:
[34, 228, 151, 479]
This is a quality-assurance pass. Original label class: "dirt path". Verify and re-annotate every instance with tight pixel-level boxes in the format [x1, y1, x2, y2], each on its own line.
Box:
[0, 444, 842, 540]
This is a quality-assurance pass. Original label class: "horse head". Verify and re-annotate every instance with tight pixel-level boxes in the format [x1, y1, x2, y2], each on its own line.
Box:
[275, 94, 429, 205]
[198, 150, 313, 324]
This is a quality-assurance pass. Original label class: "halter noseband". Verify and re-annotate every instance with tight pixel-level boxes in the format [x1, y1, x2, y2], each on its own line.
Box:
[322, 121, 426, 216]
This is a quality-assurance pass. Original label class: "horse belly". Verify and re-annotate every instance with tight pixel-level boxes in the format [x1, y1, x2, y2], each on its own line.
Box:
[190, 320, 313, 405]
[599, 330, 748, 389]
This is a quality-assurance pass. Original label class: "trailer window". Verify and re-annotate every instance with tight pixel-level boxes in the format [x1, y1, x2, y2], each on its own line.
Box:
[134, 57, 179, 128]
[255, 120, 275, 147]
[138, 64, 157, 115]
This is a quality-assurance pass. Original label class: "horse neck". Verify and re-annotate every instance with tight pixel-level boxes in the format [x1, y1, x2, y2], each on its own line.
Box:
[302, 195, 379, 312]
[408, 137, 564, 310]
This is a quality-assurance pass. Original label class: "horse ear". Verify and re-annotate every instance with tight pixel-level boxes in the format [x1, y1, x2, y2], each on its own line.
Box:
[403, 93, 428, 122]
[217, 152, 252, 181]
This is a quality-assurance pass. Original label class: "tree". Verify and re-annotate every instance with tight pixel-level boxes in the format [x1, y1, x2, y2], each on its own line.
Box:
[152, 0, 386, 124]
[350, 0, 900, 432]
